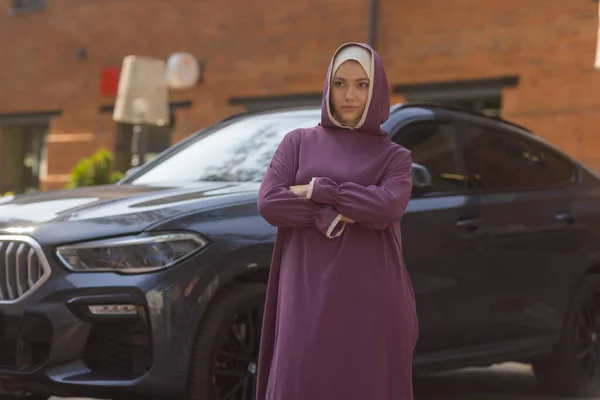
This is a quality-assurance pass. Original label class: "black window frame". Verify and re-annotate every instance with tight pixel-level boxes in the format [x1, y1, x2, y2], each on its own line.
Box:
[393, 76, 519, 118]
[454, 118, 578, 195]
[389, 117, 468, 199]
[9, 0, 45, 15]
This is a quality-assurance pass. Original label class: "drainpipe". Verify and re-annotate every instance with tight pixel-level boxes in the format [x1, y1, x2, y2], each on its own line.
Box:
[368, 0, 378, 50]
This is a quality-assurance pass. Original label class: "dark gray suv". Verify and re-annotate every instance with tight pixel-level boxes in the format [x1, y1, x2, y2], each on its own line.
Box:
[0, 103, 599, 399]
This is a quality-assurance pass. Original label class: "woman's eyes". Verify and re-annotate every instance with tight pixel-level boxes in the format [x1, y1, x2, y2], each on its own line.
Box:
[333, 81, 369, 88]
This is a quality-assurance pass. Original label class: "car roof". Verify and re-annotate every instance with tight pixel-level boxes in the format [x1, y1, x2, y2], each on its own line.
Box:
[394, 102, 533, 134]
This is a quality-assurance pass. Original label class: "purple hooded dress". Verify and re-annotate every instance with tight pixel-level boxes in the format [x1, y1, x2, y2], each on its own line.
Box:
[256, 42, 419, 400]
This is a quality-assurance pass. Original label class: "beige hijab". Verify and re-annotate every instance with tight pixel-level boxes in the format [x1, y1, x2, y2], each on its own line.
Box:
[327, 44, 374, 129]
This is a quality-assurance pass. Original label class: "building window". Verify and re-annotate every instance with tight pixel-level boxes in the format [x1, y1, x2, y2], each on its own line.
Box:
[435, 96, 502, 118]
[10, 0, 45, 14]
[99, 100, 192, 173]
[0, 124, 48, 194]
[114, 119, 174, 173]
[393, 76, 519, 118]
[0, 110, 59, 194]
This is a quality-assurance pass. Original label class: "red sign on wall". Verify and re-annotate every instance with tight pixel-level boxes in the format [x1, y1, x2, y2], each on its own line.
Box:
[100, 66, 120, 96]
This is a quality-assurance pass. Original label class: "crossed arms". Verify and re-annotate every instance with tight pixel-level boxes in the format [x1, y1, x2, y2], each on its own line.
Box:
[257, 131, 413, 238]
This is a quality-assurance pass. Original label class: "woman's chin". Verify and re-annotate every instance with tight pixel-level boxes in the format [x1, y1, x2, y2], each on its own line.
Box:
[338, 114, 361, 126]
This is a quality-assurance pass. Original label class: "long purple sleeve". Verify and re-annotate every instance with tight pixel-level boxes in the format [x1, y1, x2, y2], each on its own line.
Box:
[258, 130, 346, 237]
[309, 149, 412, 230]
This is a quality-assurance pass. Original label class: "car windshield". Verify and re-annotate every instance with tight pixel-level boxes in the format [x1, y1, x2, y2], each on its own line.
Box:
[130, 110, 321, 184]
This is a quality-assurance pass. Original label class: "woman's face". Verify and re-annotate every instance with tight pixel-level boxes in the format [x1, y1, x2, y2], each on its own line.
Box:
[330, 60, 370, 126]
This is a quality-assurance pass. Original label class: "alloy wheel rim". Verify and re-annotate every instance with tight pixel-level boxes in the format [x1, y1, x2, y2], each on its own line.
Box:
[213, 304, 263, 400]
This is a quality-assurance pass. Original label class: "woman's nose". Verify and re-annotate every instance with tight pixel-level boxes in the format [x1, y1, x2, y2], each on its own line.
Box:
[344, 87, 355, 100]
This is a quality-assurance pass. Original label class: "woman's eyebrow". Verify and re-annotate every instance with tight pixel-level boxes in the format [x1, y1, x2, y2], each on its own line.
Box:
[333, 76, 370, 81]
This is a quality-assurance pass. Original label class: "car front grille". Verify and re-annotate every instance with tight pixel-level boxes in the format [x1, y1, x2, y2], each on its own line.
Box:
[0, 236, 50, 302]
[84, 321, 152, 378]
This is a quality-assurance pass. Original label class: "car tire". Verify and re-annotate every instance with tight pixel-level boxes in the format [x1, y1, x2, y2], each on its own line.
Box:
[185, 282, 266, 400]
[533, 274, 600, 397]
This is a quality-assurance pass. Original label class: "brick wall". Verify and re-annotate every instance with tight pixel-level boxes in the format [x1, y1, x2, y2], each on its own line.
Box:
[0, 0, 599, 190]
[379, 0, 600, 169]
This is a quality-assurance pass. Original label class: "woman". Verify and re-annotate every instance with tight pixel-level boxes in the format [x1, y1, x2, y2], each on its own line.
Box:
[256, 42, 418, 400]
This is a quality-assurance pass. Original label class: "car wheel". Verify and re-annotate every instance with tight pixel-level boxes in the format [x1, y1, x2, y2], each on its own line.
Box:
[533, 274, 600, 397]
[185, 282, 266, 400]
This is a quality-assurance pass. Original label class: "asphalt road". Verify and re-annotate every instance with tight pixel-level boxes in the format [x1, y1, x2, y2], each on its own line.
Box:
[413, 363, 599, 400]
[49, 363, 600, 400]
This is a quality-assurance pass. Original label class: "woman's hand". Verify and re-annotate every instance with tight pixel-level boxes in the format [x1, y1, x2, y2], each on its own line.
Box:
[289, 184, 310, 198]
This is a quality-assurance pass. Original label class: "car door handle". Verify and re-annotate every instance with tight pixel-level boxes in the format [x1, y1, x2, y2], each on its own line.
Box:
[456, 218, 481, 232]
[555, 212, 575, 224]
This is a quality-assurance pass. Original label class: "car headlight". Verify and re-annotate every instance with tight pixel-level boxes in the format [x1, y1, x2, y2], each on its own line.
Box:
[56, 232, 209, 273]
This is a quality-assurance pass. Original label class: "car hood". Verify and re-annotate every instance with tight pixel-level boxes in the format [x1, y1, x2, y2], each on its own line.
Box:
[0, 182, 260, 245]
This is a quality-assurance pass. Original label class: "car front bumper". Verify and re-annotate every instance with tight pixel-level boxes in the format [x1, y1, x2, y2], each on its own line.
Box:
[0, 239, 217, 399]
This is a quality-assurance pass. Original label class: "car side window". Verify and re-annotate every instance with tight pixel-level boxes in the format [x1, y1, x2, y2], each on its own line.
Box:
[392, 121, 466, 197]
[529, 144, 575, 187]
[458, 123, 537, 192]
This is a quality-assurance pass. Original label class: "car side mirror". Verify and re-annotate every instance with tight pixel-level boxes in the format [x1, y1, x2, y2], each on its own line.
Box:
[412, 163, 432, 194]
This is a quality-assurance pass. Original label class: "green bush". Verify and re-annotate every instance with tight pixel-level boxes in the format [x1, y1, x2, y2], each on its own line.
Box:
[67, 148, 124, 188]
